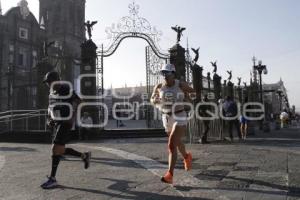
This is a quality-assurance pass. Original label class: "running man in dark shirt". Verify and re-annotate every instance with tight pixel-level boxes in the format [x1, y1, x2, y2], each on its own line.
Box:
[222, 96, 242, 141]
[40, 71, 91, 189]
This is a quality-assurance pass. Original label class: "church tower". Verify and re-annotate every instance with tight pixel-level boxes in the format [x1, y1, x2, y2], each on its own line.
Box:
[0, 0, 2, 15]
[39, 0, 86, 81]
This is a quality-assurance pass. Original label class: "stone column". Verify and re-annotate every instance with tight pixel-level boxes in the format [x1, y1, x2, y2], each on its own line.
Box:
[237, 86, 242, 104]
[227, 81, 234, 98]
[213, 73, 222, 102]
[80, 40, 99, 125]
[169, 44, 186, 81]
[191, 64, 203, 103]
[222, 80, 227, 98]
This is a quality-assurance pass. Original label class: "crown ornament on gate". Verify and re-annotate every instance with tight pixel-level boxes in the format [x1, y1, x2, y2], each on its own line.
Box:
[105, 1, 162, 43]
[18, 0, 30, 19]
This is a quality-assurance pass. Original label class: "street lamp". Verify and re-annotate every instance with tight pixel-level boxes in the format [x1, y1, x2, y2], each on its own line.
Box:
[254, 60, 268, 103]
[254, 60, 268, 130]
[6, 65, 11, 109]
[7, 44, 14, 110]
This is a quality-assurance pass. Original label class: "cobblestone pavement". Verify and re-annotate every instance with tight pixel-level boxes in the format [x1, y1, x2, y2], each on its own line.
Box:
[0, 127, 300, 200]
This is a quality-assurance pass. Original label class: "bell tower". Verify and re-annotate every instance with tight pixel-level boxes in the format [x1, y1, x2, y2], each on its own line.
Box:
[39, 0, 86, 80]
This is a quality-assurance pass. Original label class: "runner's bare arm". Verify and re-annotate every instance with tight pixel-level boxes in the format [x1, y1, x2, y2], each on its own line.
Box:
[180, 81, 195, 94]
[150, 83, 162, 105]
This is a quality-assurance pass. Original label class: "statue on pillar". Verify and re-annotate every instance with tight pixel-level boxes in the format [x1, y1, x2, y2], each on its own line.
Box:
[210, 61, 217, 74]
[171, 25, 186, 43]
[227, 70, 232, 81]
[237, 77, 241, 87]
[84, 20, 98, 40]
[191, 47, 199, 63]
[211, 61, 221, 101]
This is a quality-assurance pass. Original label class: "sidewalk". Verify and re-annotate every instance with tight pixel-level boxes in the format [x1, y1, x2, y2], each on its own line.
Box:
[0, 127, 299, 199]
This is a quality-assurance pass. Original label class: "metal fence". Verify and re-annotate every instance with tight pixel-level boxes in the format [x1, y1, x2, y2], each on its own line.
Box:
[0, 110, 48, 134]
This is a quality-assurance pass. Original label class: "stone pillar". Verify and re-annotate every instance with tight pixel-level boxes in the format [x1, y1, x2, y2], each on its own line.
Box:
[222, 80, 227, 98]
[237, 86, 242, 104]
[80, 40, 99, 125]
[191, 64, 203, 103]
[227, 81, 234, 98]
[247, 82, 260, 135]
[169, 44, 186, 81]
[213, 73, 222, 102]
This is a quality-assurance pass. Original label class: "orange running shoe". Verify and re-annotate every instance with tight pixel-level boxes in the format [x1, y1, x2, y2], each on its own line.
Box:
[161, 171, 173, 184]
[184, 152, 192, 171]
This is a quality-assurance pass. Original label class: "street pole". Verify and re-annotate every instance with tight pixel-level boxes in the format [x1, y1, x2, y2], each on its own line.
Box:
[259, 71, 264, 130]
[7, 65, 12, 110]
[259, 72, 263, 104]
[254, 60, 268, 131]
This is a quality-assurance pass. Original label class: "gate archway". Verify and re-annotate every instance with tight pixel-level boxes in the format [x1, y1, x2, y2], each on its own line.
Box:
[96, 2, 170, 128]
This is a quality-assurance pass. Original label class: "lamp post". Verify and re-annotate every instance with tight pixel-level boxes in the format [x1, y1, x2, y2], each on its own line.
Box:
[6, 65, 12, 109]
[254, 60, 268, 103]
[254, 60, 268, 130]
[7, 45, 14, 110]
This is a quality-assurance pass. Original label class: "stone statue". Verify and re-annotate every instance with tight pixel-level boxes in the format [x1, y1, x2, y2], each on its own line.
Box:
[223, 80, 227, 86]
[171, 25, 186, 43]
[207, 72, 211, 80]
[191, 47, 199, 63]
[237, 77, 241, 86]
[84, 20, 98, 40]
[227, 70, 232, 81]
[43, 40, 55, 57]
[243, 82, 247, 87]
[210, 61, 217, 73]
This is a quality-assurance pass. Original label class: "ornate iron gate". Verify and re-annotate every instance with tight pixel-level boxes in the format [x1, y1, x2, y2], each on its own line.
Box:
[145, 46, 167, 128]
[96, 2, 169, 128]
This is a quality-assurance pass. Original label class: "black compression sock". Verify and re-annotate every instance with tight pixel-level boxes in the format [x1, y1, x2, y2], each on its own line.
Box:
[64, 148, 82, 157]
[50, 155, 61, 178]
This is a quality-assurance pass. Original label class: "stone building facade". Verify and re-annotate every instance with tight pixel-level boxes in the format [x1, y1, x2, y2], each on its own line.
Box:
[263, 79, 289, 115]
[0, 0, 85, 111]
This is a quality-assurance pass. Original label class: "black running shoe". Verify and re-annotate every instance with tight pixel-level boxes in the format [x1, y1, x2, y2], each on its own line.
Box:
[83, 151, 91, 169]
[40, 176, 58, 189]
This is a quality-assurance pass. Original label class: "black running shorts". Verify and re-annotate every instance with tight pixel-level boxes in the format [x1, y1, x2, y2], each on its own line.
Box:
[52, 122, 72, 145]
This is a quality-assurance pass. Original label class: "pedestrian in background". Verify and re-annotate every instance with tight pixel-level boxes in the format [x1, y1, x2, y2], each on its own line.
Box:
[222, 96, 241, 142]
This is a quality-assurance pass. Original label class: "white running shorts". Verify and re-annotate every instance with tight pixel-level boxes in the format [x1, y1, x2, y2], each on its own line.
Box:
[162, 111, 188, 132]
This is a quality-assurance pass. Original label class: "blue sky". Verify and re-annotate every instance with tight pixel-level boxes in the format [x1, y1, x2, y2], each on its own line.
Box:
[2, 0, 300, 110]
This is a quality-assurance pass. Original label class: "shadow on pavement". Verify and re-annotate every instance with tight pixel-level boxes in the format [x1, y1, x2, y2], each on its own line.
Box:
[242, 139, 300, 148]
[0, 146, 37, 152]
[78, 139, 168, 144]
[176, 173, 300, 198]
[58, 177, 211, 200]
[60, 157, 143, 169]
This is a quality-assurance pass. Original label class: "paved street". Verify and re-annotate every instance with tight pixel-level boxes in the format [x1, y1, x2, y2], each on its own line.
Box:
[1, 127, 300, 200]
